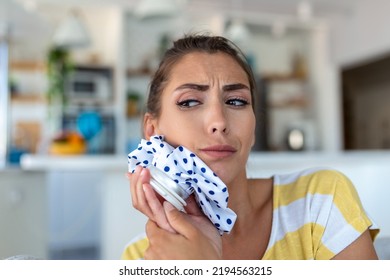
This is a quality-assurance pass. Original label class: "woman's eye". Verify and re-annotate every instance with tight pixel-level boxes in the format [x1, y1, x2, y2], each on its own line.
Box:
[176, 99, 201, 108]
[226, 98, 249, 107]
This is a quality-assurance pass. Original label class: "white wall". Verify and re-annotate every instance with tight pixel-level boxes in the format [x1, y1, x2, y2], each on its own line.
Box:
[308, 24, 343, 152]
[330, 0, 390, 67]
[323, 0, 390, 152]
[71, 7, 122, 66]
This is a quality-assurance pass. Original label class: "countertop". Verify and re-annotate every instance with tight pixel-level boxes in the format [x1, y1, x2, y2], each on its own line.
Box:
[20, 154, 128, 171]
[19, 150, 390, 172]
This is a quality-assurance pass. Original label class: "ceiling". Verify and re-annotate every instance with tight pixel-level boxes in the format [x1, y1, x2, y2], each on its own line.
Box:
[2, 0, 362, 20]
[9, 0, 361, 13]
[1, 0, 362, 40]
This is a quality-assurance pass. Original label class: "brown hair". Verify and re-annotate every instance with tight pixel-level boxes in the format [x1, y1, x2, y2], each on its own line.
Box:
[146, 34, 257, 117]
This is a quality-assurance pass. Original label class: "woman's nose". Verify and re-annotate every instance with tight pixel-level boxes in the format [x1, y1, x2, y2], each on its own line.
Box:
[207, 104, 228, 134]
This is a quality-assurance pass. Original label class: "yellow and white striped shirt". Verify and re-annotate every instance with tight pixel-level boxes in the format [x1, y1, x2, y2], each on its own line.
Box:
[121, 168, 379, 260]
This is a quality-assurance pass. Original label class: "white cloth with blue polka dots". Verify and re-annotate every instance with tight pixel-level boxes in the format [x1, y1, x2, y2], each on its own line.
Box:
[128, 135, 237, 234]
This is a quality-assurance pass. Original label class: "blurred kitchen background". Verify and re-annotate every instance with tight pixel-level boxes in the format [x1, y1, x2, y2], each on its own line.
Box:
[1, 0, 390, 260]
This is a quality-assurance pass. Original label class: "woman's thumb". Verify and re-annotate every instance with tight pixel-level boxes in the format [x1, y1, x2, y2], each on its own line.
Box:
[163, 201, 194, 238]
[163, 201, 176, 214]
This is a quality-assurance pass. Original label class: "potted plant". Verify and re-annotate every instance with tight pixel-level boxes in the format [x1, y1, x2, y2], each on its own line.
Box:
[45, 46, 73, 135]
[126, 90, 141, 118]
[46, 46, 73, 106]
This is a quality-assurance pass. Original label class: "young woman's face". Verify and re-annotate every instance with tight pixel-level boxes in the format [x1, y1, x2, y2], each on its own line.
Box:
[145, 52, 256, 185]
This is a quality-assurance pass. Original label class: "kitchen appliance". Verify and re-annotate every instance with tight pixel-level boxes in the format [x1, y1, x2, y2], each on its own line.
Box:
[65, 65, 113, 106]
[286, 128, 305, 151]
[62, 110, 115, 154]
[285, 119, 317, 151]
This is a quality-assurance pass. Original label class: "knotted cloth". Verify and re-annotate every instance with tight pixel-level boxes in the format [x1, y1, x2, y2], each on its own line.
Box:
[128, 135, 237, 234]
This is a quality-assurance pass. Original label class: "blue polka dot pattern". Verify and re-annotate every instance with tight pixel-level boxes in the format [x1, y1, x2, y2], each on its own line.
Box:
[127, 135, 237, 234]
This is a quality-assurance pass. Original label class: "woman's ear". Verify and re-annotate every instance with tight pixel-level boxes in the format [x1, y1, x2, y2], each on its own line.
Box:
[143, 113, 159, 139]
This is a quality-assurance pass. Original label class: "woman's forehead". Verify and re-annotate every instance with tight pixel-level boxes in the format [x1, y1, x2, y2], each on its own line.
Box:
[167, 52, 249, 83]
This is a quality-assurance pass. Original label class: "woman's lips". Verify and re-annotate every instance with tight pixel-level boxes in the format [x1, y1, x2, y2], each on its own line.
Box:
[200, 145, 237, 159]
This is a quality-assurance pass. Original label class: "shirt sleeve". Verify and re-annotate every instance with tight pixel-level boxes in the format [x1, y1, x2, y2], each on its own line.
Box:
[121, 233, 148, 260]
[314, 170, 379, 259]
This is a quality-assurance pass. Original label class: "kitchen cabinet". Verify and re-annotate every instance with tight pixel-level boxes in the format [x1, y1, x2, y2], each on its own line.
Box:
[0, 170, 48, 259]
[246, 23, 322, 152]
[8, 60, 47, 157]
[125, 72, 150, 153]
[9, 60, 47, 98]
[262, 74, 316, 151]
[47, 171, 102, 259]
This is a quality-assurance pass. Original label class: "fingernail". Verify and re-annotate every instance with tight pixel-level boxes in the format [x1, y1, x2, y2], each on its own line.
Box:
[140, 168, 146, 177]
[163, 201, 175, 213]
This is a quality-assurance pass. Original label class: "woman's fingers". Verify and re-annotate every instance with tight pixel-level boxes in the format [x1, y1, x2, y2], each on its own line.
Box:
[128, 166, 142, 208]
[143, 183, 176, 233]
[163, 201, 197, 239]
[129, 166, 154, 218]
[135, 168, 152, 212]
[144, 202, 222, 259]
[164, 201, 222, 252]
[184, 195, 203, 216]
[128, 166, 175, 233]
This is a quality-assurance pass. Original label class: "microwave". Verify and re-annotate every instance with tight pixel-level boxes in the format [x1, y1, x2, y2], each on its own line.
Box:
[65, 66, 113, 105]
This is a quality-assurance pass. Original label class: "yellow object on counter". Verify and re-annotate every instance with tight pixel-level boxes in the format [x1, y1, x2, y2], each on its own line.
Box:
[49, 131, 87, 155]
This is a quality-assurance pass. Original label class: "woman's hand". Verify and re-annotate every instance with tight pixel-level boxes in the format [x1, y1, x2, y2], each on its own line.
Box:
[128, 166, 222, 259]
[129, 166, 222, 259]
[144, 200, 222, 260]
[128, 166, 175, 233]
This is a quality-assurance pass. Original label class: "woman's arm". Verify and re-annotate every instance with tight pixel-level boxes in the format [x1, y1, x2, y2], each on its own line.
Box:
[332, 230, 378, 260]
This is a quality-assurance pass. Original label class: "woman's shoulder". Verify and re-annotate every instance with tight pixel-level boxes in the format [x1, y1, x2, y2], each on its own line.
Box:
[264, 167, 379, 259]
[271, 167, 358, 208]
[274, 167, 347, 183]
[273, 167, 352, 192]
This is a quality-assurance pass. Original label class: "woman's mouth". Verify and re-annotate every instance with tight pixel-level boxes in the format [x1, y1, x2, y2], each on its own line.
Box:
[200, 145, 237, 159]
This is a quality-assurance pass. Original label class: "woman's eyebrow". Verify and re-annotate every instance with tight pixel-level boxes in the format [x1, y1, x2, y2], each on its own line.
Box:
[174, 83, 249, 93]
[223, 83, 250, 92]
[175, 83, 209, 91]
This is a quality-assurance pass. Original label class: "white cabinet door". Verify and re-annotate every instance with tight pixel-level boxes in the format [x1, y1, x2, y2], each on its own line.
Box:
[47, 171, 102, 259]
[0, 170, 48, 259]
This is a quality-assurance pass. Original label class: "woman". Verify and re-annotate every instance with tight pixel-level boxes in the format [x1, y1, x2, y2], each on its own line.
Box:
[123, 34, 379, 260]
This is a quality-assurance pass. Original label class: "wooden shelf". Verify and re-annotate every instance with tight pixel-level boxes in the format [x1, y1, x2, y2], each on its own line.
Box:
[126, 68, 153, 77]
[269, 98, 309, 109]
[10, 61, 46, 71]
[261, 72, 307, 82]
[11, 94, 46, 104]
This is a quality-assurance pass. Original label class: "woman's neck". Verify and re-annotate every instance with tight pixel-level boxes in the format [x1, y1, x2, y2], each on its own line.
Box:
[221, 177, 274, 259]
[227, 175, 273, 216]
